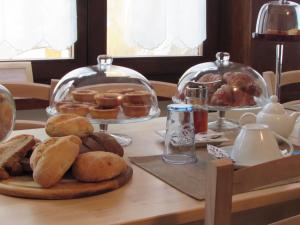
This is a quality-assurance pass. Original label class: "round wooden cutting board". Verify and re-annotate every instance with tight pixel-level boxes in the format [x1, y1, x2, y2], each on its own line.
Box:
[0, 166, 133, 200]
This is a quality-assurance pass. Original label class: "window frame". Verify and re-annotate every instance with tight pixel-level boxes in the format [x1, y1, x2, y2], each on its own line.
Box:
[30, 0, 220, 84]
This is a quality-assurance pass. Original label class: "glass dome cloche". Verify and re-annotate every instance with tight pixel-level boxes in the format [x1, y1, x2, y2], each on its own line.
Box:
[47, 55, 160, 146]
[47, 55, 160, 124]
[175, 52, 269, 131]
[0, 84, 16, 142]
[253, 0, 300, 40]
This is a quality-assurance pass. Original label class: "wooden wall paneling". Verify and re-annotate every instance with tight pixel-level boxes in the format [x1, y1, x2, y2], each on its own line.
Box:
[87, 0, 107, 65]
[219, 0, 252, 64]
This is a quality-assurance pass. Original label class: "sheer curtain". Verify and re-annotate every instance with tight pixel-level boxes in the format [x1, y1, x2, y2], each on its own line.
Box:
[0, 0, 77, 58]
[123, 0, 206, 55]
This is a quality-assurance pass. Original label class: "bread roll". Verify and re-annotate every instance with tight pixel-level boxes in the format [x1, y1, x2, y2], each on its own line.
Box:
[46, 113, 93, 137]
[72, 151, 127, 182]
[0, 134, 36, 179]
[30, 135, 81, 188]
[84, 132, 124, 156]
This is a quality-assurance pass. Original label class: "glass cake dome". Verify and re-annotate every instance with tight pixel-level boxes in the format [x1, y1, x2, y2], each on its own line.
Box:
[176, 52, 269, 110]
[175, 52, 269, 131]
[254, 0, 300, 40]
[47, 55, 160, 124]
[0, 84, 16, 142]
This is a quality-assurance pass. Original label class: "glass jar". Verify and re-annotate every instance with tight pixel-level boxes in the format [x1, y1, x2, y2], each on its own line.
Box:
[163, 104, 197, 164]
[184, 83, 208, 134]
[0, 85, 16, 142]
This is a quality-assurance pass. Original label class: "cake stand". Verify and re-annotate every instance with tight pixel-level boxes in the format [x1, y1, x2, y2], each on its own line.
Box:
[253, 0, 300, 100]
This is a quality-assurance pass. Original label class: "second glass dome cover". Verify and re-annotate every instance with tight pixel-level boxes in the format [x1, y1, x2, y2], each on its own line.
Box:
[255, 0, 300, 36]
[175, 52, 269, 111]
[47, 55, 160, 123]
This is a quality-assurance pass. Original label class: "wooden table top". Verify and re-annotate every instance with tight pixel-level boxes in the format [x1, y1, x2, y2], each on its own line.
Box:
[3, 115, 300, 225]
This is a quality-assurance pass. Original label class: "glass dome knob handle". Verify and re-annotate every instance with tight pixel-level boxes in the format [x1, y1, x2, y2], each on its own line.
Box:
[270, 95, 278, 103]
[216, 52, 230, 64]
[97, 55, 113, 70]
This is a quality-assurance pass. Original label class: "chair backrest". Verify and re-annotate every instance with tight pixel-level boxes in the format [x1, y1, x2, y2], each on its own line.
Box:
[14, 120, 45, 130]
[205, 155, 300, 225]
[262, 71, 276, 96]
[50, 79, 177, 99]
[269, 215, 300, 225]
[149, 80, 177, 98]
[0, 62, 33, 83]
[50, 79, 59, 97]
[1, 82, 51, 101]
[262, 70, 300, 96]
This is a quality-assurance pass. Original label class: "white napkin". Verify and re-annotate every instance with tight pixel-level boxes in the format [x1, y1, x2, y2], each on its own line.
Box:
[156, 129, 229, 144]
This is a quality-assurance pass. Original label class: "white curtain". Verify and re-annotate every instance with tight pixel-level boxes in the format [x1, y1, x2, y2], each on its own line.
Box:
[123, 0, 206, 51]
[0, 0, 77, 58]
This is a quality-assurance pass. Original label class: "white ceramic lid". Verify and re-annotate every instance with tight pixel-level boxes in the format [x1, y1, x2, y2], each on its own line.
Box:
[261, 95, 286, 114]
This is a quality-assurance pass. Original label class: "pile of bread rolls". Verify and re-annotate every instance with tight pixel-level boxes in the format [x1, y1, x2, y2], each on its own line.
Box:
[0, 113, 128, 188]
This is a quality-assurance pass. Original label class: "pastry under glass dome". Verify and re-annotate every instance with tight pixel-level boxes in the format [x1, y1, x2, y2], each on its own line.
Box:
[0, 84, 16, 142]
[174, 52, 269, 131]
[47, 55, 160, 145]
[253, 0, 300, 41]
[253, 0, 300, 99]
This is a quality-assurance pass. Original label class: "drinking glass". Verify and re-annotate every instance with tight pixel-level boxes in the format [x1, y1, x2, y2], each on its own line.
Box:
[185, 83, 208, 134]
[162, 104, 197, 164]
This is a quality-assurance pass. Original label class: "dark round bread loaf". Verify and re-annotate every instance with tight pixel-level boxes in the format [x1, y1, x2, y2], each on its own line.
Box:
[80, 132, 124, 157]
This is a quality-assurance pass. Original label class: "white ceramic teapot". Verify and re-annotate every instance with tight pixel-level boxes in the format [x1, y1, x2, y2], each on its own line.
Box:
[239, 95, 300, 138]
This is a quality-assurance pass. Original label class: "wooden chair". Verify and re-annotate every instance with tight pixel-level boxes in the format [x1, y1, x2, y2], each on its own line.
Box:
[205, 156, 300, 225]
[149, 80, 177, 98]
[0, 82, 51, 129]
[14, 120, 45, 130]
[50, 79, 177, 99]
[0, 62, 33, 83]
[263, 70, 300, 96]
[50, 79, 59, 97]
[1, 82, 51, 101]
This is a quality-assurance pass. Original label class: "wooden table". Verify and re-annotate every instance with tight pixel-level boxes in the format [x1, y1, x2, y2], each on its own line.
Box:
[2, 116, 300, 225]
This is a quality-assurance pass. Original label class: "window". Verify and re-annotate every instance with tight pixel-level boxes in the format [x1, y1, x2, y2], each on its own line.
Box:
[107, 0, 206, 57]
[88, 0, 219, 83]
[0, 0, 77, 60]
[1, 0, 218, 84]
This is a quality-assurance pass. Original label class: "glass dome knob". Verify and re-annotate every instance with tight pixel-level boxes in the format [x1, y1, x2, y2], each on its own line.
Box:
[97, 55, 113, 71]
[216, 52, 230, 66]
